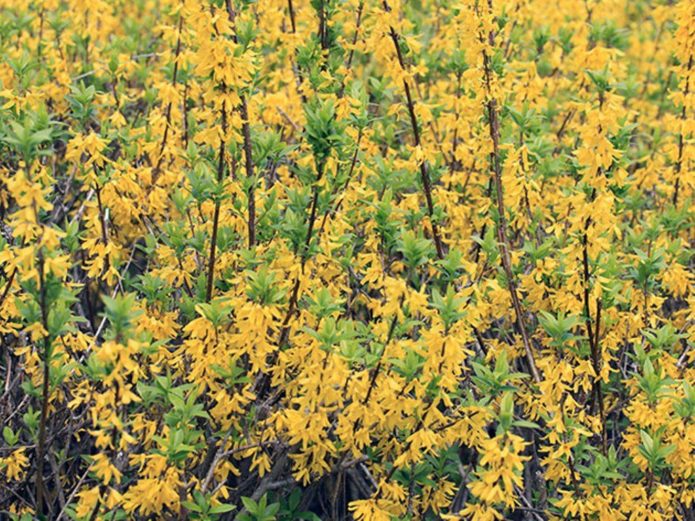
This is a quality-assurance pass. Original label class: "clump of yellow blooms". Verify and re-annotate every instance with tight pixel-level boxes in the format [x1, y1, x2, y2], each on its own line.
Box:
[0, 0, 693, 519]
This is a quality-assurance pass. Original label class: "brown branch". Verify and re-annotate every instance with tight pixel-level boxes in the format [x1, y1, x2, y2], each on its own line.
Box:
[35, 250, 52, 516]
[253, 159, 327, 397]
[224, 0, 256, 248]
[287, 0, 297, 33]
[205, 101, 228, 302]
[673, 55, 692, 206]
[479, 0, 540, 383]
[317, 128, 363, 238]
[0, 267, 17, 309]
[152, 12, 185, 183]
[345, 1, 364, 71]
[240, 99, 256, 247]
[383, 0, 445, 259]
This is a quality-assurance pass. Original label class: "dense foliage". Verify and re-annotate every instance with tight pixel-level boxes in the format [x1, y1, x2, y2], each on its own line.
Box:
[0, 0, 693, 519]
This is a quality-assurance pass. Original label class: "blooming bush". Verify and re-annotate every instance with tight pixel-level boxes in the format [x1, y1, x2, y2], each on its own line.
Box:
[0, 0, 693, 519]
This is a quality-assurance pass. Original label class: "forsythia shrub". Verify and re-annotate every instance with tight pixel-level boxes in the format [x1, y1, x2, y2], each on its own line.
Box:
[0, 0, 693, 519]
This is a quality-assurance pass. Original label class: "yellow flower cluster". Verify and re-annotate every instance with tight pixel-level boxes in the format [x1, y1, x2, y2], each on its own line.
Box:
[0, 0, 692, 519]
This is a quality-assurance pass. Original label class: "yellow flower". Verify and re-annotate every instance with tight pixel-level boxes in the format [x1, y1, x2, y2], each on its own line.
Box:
[0, 448, 29, 481]
[91, 453, 123, 485]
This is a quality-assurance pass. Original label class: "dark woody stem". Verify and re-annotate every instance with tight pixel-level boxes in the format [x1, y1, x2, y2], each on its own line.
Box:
[224, 0, 256, 248]
[206, 100, 227, 303]
[383, 0, 445, 260]
[479, 0, 540, 383]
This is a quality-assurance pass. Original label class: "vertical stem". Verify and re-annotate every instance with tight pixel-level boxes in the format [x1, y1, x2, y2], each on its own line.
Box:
[345, 1, 364, 71]
[318, 0, 327, 52]
[280, 160, 326, 342]
[673, 55, 692, 206]
[0, 267, 17, 308]
[383, 0, 445, 259]
[253, 160, 326, 397]
[37, 10, 45, 63]
[223, 0, 256, 248]
[583, 232, 606, 451]
[287, 0, 297, 33]
[182, 82, 190, 149]
[93, 180, 108, 247]
[582, 83, 606, 451]
[282, 0, 307, 103]
[317, 129, 362, 238]
[93, 171, 111, 285]
[480, 0, 539, 383]
[152, 11, 184, 182]
[35, 250, 51, 515]
[594, 299, 607, 453]
[240, 99, 256, 247]
[206, 101, 227, 302]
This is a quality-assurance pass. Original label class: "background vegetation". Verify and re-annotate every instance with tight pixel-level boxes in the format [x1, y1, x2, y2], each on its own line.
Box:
[0, 0, 693, 519]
